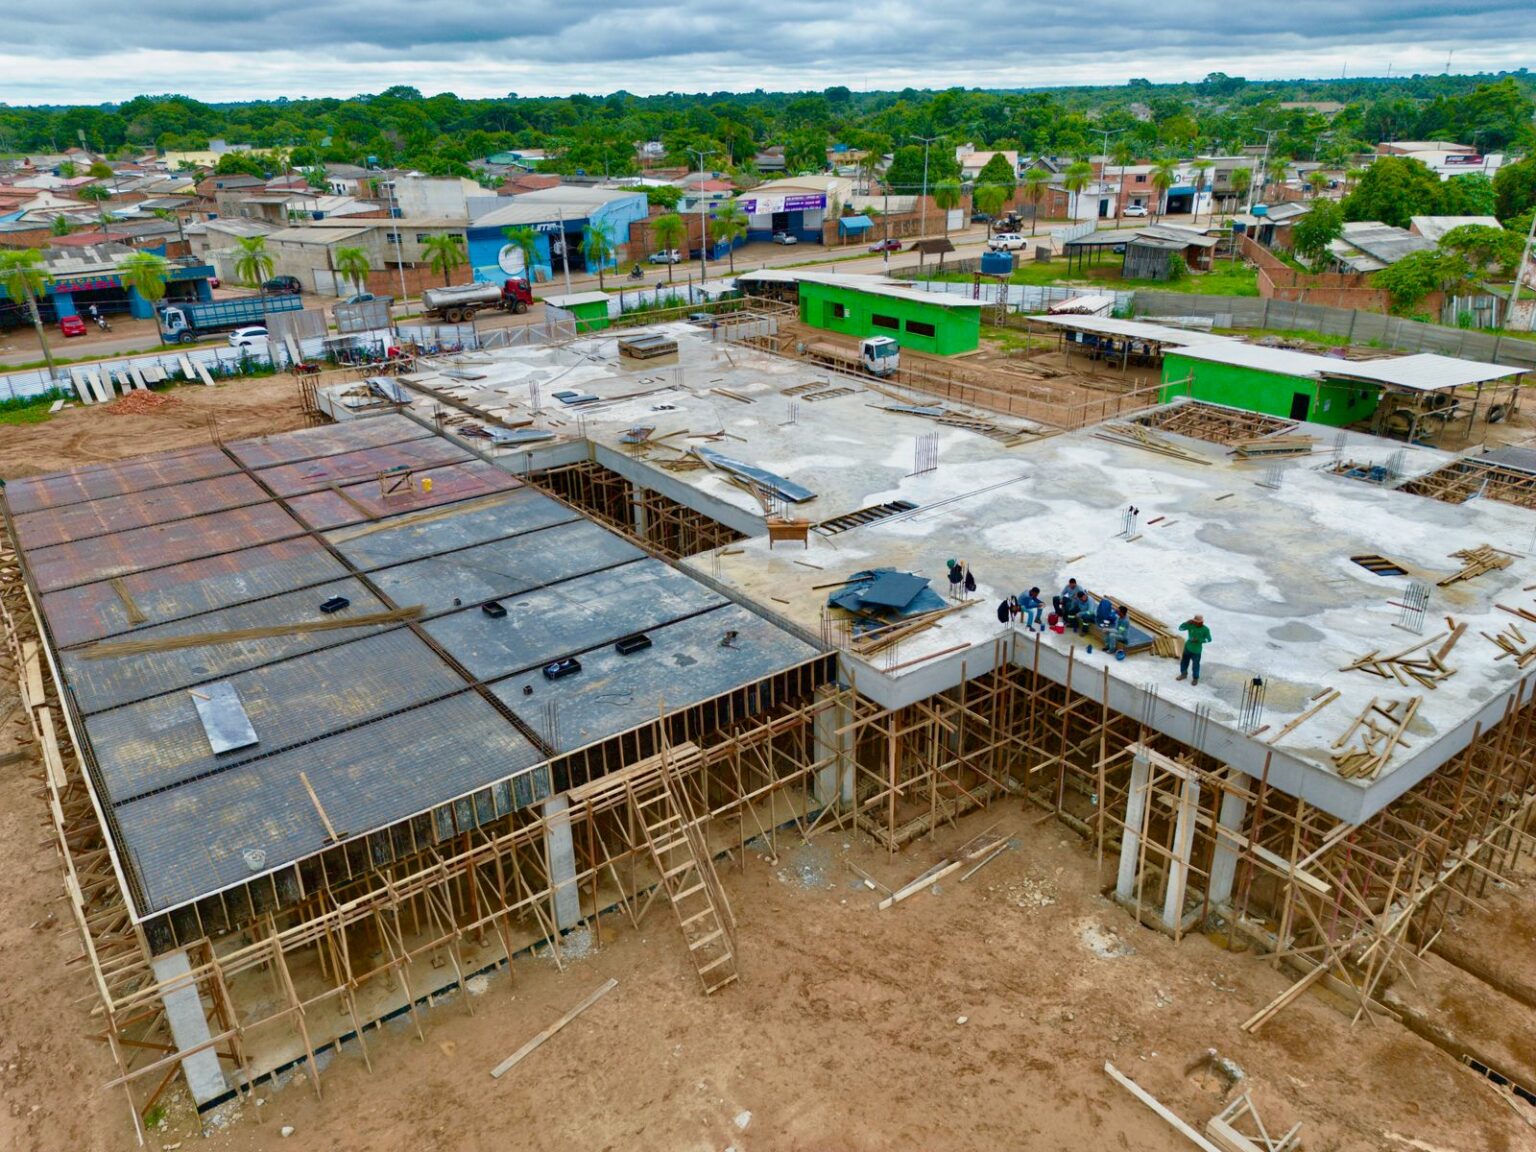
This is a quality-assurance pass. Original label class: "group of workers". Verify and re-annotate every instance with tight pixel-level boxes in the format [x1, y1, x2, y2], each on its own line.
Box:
[997, 577, 1213, 682]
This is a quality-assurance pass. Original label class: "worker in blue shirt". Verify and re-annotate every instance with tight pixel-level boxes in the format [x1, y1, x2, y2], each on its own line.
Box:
[1019, 587, 1045, 632]
[1072, 590, 1093, 635]
[1053, 577, 1081, 620]
[1094, 597, 1118, 632]
[1104, 605, 1133, 655]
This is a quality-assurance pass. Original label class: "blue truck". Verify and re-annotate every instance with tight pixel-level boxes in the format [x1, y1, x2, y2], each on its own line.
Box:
[157, 295, 304, 343]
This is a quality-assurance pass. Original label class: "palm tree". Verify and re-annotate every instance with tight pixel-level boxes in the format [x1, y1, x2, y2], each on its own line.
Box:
[581, 223, 614, 290]
[651, 213, 684, 283]
[932, 181, 962, 234]
[1229, 167, 1254, 211]
[76, 184, 113, 238]
[1150, 158, 1179, 221]
[974, 184, 1007, 236]
[334, 246, 371, 295]
[503, 226, 542, 283]
[1191, 159, 1213, 224]
[50, 216, 72, 237]
[234, 236, 275, 290]
[1306, 170, 1329, 199]
[1023, 168, 1051, 235]
[118, 251, 170, 308]
[1062, 161, 1093, 221]
[709, 202, 747, 272]
[421, 234, 467, 286]
[1266, 155, 1291, 197]
[0, 250, 58, 381]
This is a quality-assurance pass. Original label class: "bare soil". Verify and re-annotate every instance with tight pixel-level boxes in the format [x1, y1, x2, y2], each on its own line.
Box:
[1, 375, 1533, 1152]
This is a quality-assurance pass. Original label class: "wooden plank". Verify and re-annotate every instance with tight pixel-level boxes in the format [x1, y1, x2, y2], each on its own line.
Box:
[490, 978, 619, 1079]
[196, 361, 217, 388]
[298, 771, 341, 843]
[36, 707, 68, 793]
[1104, 1062, 1227, 1152]
[877, 858, 965, 910]
[110, 577, 148, 624]
[21, 640, 45, 710]
[1266, 690, 1339, 745]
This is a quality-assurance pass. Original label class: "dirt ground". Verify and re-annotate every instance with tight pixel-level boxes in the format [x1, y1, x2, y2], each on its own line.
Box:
[2, 364, 1535, 1152]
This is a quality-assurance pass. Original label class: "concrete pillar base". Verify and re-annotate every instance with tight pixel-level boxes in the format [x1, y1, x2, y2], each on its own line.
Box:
[542, 794, 581, 931]
[150, 950, 228, 1106]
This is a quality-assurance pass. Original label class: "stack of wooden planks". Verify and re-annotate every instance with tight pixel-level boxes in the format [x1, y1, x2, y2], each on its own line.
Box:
[1095, 421, 1211, 466]
[1230, 434, 1315, 459]
[1439, 544, 1513, 586]
[876, 827, 1008, 910]
[851, 601, 973, 656]
[1340, 628, 1461, 690]
[1330, 695, 1421, 779]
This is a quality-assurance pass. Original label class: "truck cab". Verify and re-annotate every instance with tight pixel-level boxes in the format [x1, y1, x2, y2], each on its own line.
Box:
[502, 277, 533, 313]
[158, 304, 192, 343]
[861, 336, 899, 377]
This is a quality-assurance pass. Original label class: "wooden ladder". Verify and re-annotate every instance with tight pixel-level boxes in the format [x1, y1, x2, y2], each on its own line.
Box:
[626, 751, 738, 995]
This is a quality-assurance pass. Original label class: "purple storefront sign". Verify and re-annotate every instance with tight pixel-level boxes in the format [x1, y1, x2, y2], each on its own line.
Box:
[738, 193, 827, 215]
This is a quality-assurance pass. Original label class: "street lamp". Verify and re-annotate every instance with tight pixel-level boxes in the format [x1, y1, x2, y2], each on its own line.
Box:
[912, 135, 938, 239]
[685, 147, 716, 295]
[1100, 127, 1126, 222]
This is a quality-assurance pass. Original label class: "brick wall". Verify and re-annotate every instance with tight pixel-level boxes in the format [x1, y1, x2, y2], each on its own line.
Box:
[1238, 233, 1394, 313]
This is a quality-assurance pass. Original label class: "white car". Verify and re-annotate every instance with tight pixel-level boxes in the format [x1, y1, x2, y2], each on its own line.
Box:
[228, 325, 269, 350]
[648, 249, 682, 264]
[771, 231, 799, 245]
[1122, 204, 1149, 217]
[987, 233, 1028, 252]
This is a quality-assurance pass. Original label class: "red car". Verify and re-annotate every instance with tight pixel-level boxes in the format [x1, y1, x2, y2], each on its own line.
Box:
[869, 238, 902, 253]
[59, 315, 87, 337]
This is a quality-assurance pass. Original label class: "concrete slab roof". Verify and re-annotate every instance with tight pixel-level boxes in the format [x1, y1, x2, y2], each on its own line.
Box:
[7, 412, 819, 920]
[334, 329, 1536, 823]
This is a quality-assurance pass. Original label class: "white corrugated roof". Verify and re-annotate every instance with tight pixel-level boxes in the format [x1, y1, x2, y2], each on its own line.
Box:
[1028, 315, 1234, 344]
[1323, 353, 1524, 391]
[543, 291, 611, 307]
[1163, 341, 1348, 376]
[737, 270, 984, 309]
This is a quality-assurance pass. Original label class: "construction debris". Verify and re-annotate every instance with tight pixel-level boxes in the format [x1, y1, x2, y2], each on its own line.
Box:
[1206, 1093, 1303, 1152]
[108, 391, 182, 416]
[1341, 631, 1458, 690]
[1438, 544, 1514, 586]
[489, 978, 619, 1078]
[1095, 421, 1212, 465]
[1229, 434, 1316, 459]
[1330, 696, 1421, 779]
[1484, 621, 1536, 668]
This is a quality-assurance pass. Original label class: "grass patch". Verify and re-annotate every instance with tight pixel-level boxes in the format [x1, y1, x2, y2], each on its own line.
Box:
[918, 256, 1260, 297]
[0, 386, 73, 426]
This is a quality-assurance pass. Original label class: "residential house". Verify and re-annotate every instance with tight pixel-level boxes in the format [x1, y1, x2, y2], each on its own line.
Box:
[1327, 221, 1436, 273]
[1409, 215, 1502, 242]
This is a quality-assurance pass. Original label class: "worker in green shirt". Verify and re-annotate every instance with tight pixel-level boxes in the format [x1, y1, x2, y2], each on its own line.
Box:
[1177, 614, 1211, 686]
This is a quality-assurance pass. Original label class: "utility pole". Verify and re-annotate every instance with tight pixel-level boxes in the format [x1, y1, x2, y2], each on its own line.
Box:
[686, 147, 715, 292]
[557, 208, 573, 296]
[1509, 211, 1536, 332]
[387, 177, 408, 304]
[913, 135, 938, 240]
[1100, 127, 1125, 223]
[1250, 129, 1277, 213]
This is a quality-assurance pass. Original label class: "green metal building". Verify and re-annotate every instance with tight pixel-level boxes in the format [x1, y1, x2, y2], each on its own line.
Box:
[1162, 344, 1380, 426]
[544, 291, 612, 332]
[740, 271, 982, 355]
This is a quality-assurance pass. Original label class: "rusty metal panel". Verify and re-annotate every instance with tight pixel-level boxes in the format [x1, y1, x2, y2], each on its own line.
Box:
[12, 472, 270, 550]
[4, 446, 238, 514]
[25, 501, 305, 593]
[254, 436, 470, 498]
[285, 459, 521, 532]
[41, 537, 344, 648]
[225, 413, 430, 468]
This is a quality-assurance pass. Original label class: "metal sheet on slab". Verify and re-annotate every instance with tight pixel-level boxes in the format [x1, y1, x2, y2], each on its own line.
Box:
[192, 681, 258, 755]
[325, 485, 578, 569]
[11, 472, 270, 550]
[284, 459, 520, 532]
[254, 437, 471, 497]
[3, 446, 239, 514]
[224, 413, 432, 468]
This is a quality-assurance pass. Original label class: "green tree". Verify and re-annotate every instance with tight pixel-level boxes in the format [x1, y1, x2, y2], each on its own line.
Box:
[76, 183, 113, 236]
[709, 201, 748, 272]
[1372, 250, 1469, 314]
[975, 152, 1017, 199]
[0, 250, 58, 381]
[49, 216, 72, 237]
[784, 130, 826, 175]
[581, 222, 614, 290]
[1291, 200, 1344, 263]
[651, 212, 685, 282]
[334, 247, 370, 294]
[932, 180, 962, 234]
[117, 251, 170, 305]
[1438, 173, 1497, 217]
[233, 236, 275, 293]
[974, 183, 1008, 234]
[1438, 224, 1524, 278]
[1063, 161, 1094, 219]
[620, 184, 683, 211]
[883, 144, 959, 195]
[503, 226, 542, 283]
[1190, 159, 1213, 222]
[1306, 170, 1329, 198]
[306, 165, 330, 191]
[1343, 156, 1443, 229]
[88, 160, 113, 179]
[57, 161, 77, 178]
[1023, 167, 1051, 234]
[1151, 158, 1178, 220]
[1493, 156, 1536, 222]
[422, 234, 467, 286]
[1229, 167, 1254, 208]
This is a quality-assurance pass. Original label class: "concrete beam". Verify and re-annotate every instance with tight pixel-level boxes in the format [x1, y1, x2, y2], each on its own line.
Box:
[149, 950, 228, 1107]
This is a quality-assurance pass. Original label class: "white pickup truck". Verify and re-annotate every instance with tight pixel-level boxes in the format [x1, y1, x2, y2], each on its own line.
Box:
[987, 233, 1029, 252]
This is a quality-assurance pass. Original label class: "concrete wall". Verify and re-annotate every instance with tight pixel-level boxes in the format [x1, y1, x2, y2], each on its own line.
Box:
[1161, 352, 1379, 426]
[797, 280, 980, 355]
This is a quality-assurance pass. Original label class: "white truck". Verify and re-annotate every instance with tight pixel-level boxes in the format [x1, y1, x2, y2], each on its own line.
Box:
[806, 336, 900, 378]
[420, 279, 532, 322]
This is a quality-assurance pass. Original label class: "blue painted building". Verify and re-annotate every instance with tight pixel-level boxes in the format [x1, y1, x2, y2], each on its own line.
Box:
[466, 188, 649, 285]
[0, 246, 216, 324]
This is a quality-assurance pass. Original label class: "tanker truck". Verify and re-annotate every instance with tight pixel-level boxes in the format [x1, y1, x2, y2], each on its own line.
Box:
[420, 279, 533, 322]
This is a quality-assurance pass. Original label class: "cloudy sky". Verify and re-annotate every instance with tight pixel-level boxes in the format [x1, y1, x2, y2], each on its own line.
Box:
[2, 0, 1533, 105]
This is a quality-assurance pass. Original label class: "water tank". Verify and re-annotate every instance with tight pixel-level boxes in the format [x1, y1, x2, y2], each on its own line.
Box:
[980, 251, 1013, 276]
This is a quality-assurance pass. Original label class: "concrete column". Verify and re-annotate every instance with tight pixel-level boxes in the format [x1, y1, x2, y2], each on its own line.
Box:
[1163, 774, 1201, 931]
[811, 686, 854, 810]
[1206, 786, 1250, 910]
[542, 794, 581, 931]
[150, 950, 228, 1106]
[1115, 751, 1152, 902]
[627, 480, 649, 542]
